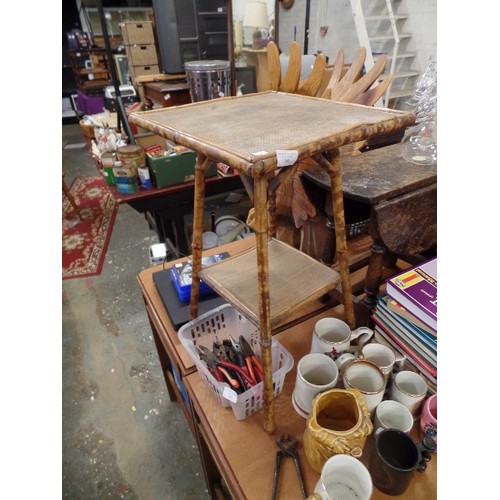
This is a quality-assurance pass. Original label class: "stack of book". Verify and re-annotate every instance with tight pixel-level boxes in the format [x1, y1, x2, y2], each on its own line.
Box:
[372, 257, 437, 390]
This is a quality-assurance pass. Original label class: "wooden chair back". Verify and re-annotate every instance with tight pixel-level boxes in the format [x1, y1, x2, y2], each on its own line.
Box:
[320, 47, 391, 107]
[266, 41, 328, 97]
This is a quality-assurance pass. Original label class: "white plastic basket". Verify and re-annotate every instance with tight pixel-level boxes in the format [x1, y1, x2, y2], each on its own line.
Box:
[178, 304, 294, 420]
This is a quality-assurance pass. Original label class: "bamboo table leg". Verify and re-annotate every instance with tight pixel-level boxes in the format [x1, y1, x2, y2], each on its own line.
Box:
[62, 174, 83, 220]
[253, 174, 275, 434]
[314, 149, 355, 329]
[189, 154, 210, 320]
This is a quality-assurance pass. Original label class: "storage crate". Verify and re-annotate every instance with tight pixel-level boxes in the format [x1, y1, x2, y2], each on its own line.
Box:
[147, 150, 217, 188]
[178, 304, 294, 420]
[120, 21, 155, 45]
[125, 44, 158, 66]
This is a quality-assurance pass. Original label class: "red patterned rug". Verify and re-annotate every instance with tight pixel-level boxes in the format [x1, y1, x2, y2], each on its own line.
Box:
[62, 176, 118, 279]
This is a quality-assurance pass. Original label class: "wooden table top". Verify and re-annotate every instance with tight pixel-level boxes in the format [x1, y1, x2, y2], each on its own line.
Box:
[144, 81, 190, 92]
[184, 310, 437, 500]
[129, 92, 415, 177]
[301, 142, 437, 205]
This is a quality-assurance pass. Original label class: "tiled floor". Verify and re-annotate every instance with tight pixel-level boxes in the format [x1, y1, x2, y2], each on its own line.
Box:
[62, 123, 249, 499]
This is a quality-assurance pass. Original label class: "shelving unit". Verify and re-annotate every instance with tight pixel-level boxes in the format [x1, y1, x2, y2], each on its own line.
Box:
[69, 48, 111, 94]
[152, 0, 229, 74]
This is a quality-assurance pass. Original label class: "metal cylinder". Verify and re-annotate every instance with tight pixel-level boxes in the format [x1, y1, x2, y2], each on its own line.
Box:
[185, 60, 231, 102]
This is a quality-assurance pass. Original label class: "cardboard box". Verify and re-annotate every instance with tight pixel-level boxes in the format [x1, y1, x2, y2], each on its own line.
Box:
[129, 64, 161, 80]
[125, 44, 158, 66]
[120, 21, 155, 45]
[135, 133, 167, 150]
[147, 151, 217, 188]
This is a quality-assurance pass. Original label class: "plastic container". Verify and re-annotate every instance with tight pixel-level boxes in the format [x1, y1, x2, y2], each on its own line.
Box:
[178, 304, 294, 420]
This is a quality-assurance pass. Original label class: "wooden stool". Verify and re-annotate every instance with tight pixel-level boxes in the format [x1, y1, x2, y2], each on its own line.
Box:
[62, 173, 83, 219]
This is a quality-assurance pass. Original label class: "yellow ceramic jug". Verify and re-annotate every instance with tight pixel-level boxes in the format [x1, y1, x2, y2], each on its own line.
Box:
[303, 388, 373, 473]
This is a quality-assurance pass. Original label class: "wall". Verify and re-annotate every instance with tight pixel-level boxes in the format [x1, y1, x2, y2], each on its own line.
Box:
[278, 0, 436, 75]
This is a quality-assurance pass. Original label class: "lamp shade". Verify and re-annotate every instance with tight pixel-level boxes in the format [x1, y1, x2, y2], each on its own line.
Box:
[243, 1, 269, 28]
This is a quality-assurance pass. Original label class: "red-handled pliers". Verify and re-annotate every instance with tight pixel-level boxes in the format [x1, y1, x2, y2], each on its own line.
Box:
[197, 346, 241, 390]
[213, 343, 258, 390]
[239, 335, 264, 383]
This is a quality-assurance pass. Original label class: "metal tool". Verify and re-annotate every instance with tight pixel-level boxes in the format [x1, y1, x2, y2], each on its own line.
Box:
[197, 346, 241, 390]
[239, 335, 263, 383]
[272, 434, 307, 500]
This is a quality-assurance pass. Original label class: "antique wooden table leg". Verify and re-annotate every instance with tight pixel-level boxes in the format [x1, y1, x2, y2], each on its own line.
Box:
[189, 154, 210, 320]
[253, 174, 275, 434]
[314, 149, 355, 329]
[359, 238, 387, 323]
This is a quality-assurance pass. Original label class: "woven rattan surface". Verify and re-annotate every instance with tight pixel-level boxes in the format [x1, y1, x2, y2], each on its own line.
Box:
[199, 238, 340, 328]
[128, 91, 415, 176]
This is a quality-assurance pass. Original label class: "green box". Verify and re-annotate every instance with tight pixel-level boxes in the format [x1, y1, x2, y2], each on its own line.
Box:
[147, 151, 217, 188]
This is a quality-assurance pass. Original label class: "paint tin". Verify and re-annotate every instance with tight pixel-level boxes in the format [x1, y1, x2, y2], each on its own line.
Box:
[115, 176, 138, 194]
[113, 160, 138, 194]
[116, 144, 146, 173]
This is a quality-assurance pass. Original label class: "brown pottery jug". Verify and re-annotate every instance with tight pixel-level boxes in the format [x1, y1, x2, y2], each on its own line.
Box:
[303, 388, 373, 473]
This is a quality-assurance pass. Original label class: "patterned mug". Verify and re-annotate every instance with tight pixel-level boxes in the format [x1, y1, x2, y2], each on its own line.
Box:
[420, 394, 437, 451]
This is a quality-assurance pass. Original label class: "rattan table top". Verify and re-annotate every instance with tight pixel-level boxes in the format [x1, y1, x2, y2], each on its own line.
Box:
[128, 91, 415, 177]
[199, 238, 340, 329]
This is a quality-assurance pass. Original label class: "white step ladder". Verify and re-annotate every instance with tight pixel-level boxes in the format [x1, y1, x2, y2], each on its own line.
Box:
[349, 0, 420, 108]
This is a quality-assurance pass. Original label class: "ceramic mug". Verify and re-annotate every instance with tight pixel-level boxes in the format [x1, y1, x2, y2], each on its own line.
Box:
[334, 352, 356, 378]
[420, 394, 437, 450]
[310, 317, 373, 355]
[389, 370, 428, 419]
[369, 429, 436, 496]
[343, 359, 386, 415]
[314, 454, 372, 500]
[373, 400, 414, 436]
[361, 342, 404, 380]
[292, 353, 339, 418]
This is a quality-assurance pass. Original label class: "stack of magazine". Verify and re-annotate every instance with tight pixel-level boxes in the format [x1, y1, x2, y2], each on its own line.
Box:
[372, 257, 437, 391]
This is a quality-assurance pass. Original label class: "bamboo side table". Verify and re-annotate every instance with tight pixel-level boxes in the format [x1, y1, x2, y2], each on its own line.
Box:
[129, 91, 415, 434]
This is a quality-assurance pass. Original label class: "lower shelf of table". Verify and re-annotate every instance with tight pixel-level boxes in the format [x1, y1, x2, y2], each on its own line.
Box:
[199, 238, 341, 329]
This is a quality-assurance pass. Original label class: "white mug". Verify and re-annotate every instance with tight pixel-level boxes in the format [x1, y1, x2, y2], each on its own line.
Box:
[314, 454, 373, 500]
[334, 352, 356, 377]
[292, 353, 339, 419]
[311, 318, 373, 355]
[389, 370, 428, 419]
[373, 400, 414, 436]
[361, 343, 404, 380]
[343, 359, 386, 415]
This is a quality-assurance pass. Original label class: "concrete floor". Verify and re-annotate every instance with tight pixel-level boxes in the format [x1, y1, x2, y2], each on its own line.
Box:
[62, 123, 250, 499]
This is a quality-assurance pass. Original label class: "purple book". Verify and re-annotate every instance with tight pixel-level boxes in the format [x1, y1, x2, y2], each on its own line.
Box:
[385, 257, 437, 332]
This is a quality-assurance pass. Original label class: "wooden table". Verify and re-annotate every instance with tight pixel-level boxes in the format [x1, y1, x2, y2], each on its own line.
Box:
[301, 142, 437, 326]
[184, 311, 437, 500]
[242, 48, 269, 92]
[129, 91, 415, 433]
[133, 73, 190, 109]
[142, 80, 191, 109]
[102, 174, 243, 256]
[137, 238, 436, 499]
